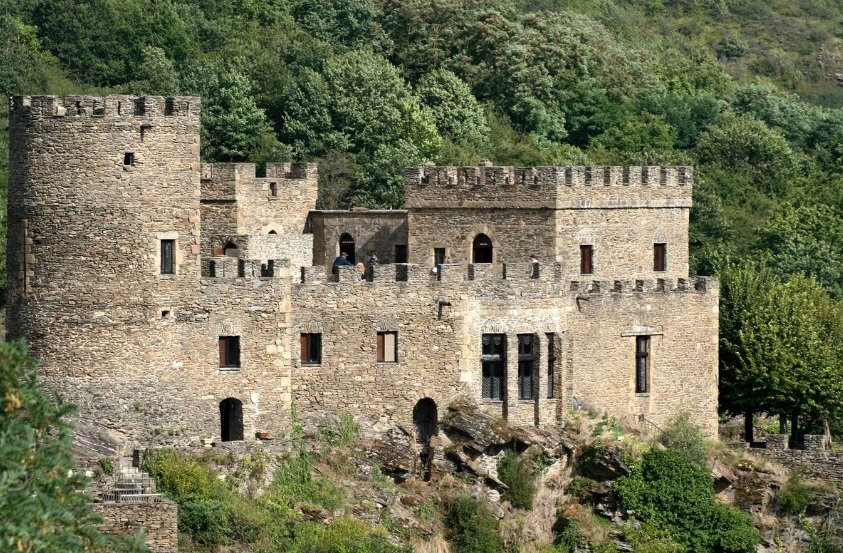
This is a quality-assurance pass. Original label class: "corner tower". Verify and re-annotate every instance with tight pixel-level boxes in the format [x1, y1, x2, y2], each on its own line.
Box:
[7, 95, 202, 375]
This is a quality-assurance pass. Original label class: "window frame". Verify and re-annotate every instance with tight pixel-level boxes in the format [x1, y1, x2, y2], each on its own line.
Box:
[580, 244, 593, 275]
[300, 333, 322, 366]
[160, 239, 175, 275]
[635, 336, 650, 394]
[546, 333, 556, 399]
[377, 331, 398, 363]
[517, 334, 535, 400]
[481, 334, 506, 401]
[218, 336, 241, 369]
[653, 243, 667, 272]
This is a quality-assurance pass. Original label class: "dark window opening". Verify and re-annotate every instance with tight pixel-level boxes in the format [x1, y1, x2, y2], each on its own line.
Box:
[580, 245, 593, 275]
[269, 182, 278, 197]
[547, 333, 556, 399]
[518, 334, 535, 400]
[261, 260, 274, 277]
[636, 336, 650, 393]
[268, 230, 277, 235]
[208, 260, 216, 277]
[413, 398, 438, 444]
[134, 98, 145, 116]
[224, 241, 239, 257]
[339, 233, 356, 264]
[219, 336, 241, 369]
[434, 248, 446, 266]
[481, 334, 506, 400]
[473, 234, 493, 263]
[124, 152, 134, 166]
[219, 398, 244, 442]
[160, 239, 175, 274]
[237, 260, 245, 278]
[377, 331, 398, 362]
[301, 333, 322, 365]
[164, 98, 175, 115]
[161, 310, 171, 319]
[395, 244, 408, 264]
[654, 243, 667, 272]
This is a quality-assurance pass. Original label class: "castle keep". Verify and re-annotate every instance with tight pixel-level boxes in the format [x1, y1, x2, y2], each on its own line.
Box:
[6, 95, 719, 449]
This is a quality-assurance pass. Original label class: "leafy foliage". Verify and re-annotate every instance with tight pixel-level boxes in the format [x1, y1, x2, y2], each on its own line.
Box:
[496, 450, 537, 509]
[444, 495, 504, 553]
[658, 412, 708, 467]
[776, 472, 812, 516]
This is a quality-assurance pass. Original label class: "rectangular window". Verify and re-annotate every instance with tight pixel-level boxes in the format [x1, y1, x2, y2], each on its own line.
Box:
[653, 243, 667, 272]
[434, 248, 446, 266]
[269, 182, 278, 197]
[580, 245, 593, 275]
[300, 333, 322, 365]
[124, 152, 134, 166]
[518, 334, 535, 400]
[395, 245, 408, 264]
[260, 260, 274, 277]
[636, 336, 650, 393]
[160, 239, 175, 274]
[481, 334, 506, 400]
[218, 336, 240, 369]
[377, 331, 398, 362]
[547, 333, 556, 399]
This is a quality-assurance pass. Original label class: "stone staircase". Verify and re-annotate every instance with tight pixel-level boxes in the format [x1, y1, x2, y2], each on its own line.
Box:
[103, 457, 160, 503]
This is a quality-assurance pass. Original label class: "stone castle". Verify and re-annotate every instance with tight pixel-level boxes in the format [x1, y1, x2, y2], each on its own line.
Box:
[6, 95, 719, 450]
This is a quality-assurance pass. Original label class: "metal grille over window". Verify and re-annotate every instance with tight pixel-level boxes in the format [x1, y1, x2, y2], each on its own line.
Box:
[636, 336, 650, 393]
[160, 239, 175, 274]
[481, 334, 505, 400]
[300, 333, 322, 365]
[377, 331, 397, 362]
[518, 334, 535, 400]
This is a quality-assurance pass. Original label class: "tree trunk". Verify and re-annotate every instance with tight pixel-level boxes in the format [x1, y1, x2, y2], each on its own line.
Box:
[790, 411, 799, 449]
[744, 410, 754, 443]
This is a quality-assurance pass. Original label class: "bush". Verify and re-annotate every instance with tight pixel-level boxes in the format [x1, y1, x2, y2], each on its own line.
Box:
[179, 498, 231, 546]
[142, 449, 219, 501]
[272, 452, 344, 510]
[777, 473, 812, 515]
[658, 412, 708, 467]
[444, 495, 504, 553]
[616, 449, 759, 553]
[497, 450, 537, 509]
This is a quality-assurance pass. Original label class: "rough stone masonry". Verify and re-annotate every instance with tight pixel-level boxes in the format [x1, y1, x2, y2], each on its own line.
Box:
[6, 95, 719, 452]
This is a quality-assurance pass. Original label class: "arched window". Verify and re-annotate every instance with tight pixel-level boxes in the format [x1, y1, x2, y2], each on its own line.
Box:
[413, 398, 438, 444]
[473, 234, 493, 264]
[268, 230, 277, 235]
[223, 241, 239, 258]
[219, 398, 243, 442]
[339, 233, 355, 264]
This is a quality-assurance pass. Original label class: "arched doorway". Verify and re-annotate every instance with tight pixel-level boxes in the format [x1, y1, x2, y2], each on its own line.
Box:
[413, 398, 438, 444]
[219, 398, 243, 442]
[473, 234, 493, 263]
[339, 233, 355, 264]
[223, 241, 239, 257]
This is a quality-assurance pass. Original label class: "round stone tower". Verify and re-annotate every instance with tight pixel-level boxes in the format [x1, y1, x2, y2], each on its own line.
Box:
[7, 95, 202, 381]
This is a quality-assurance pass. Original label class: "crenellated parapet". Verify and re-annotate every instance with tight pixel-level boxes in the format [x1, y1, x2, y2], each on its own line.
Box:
[405, 162, 693, 209]
[10, 95, 200, 120]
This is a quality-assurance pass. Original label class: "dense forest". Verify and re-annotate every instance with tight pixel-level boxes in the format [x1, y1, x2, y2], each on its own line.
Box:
[3, 0, 843, 436]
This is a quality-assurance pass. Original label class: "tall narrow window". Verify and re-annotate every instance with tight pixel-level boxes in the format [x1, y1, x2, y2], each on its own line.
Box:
[473, 234, 493, 263]
[547, 333, 556, 399]
[123, 152, 135, 166]
[261, 260, 274, 277]
[269, 182, 278, 197]
[377, 331, 398, 362]
[580, 245, 593, 275]
[395, 245, 408, 263]
[518, 334, 535, 400]
[300, 333, 322, 365]
[636, 336, 650, 393]
[219, 336, 241, 369]
[481, 334, 506, 400]
[339, 233, 356, 264]
[653, 243, 667, 272]
[160, 239, 175, 274]
[434, 248, 446, 266]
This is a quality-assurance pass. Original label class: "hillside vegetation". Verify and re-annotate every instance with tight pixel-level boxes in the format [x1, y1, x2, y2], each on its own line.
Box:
[3, 0, 843, 449]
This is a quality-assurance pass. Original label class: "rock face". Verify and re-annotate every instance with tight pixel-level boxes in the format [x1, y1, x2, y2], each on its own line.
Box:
[71, 423, 128, 458]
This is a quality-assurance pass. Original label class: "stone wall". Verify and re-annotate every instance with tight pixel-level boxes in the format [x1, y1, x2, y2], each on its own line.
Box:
[751, 436, 843, 487]
[310, 210, 408, 267]
[91, 500, 178, 553]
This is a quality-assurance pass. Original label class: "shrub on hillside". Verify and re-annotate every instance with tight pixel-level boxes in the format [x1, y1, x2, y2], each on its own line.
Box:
[444, 495, 504, 553]
[141, 449, 220, 501]
[658, 412, 708, 467]
[179, 498, 231, 546]
[616, 449, 759, 552]
[497, 450, 537, 509]
[777, 473, 811, 515]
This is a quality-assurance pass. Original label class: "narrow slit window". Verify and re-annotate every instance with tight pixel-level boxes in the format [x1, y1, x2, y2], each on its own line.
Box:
[124, 152, 134, 166]
[269, 182, 278, 197]
[653, 243, 667, 272]
[377, 331, 398, 362]
[160, 239, 175, 274]
[219, 336, 241, 369]
[300, 333, 322, 365]
[636, 336, 650, 393]
[481, 334, 506, 400]
[518, 334, 535, 400]
[547, 333, 556, 399]
[580, 245, 593, 275]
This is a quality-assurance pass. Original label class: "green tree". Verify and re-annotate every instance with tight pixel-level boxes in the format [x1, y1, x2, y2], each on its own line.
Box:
[417, 69, 489, 149]
[127, 46, 180, 96]
[291, 0, 388, 51]
[0, 341, 144, 552]
[589, 113, 682, 165]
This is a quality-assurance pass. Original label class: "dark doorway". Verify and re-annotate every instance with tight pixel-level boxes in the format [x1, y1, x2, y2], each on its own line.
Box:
[339, 233, 355, 264]
[224, 241, 239, 258]
[473, 234, 493, 263]
[219, 398, 244, 442]
[395, 245, 408, 264]
[413, 398, 438, 444]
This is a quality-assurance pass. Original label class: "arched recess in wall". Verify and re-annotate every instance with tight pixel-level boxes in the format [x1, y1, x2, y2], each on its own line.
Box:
[268, 230, 277, 235]
[223, 241, 239, 257]
[473, 234, 493, 263]
[413, 398, 438, 444]
[219, 398, 244, 442]
[339, 233, 355, 264]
